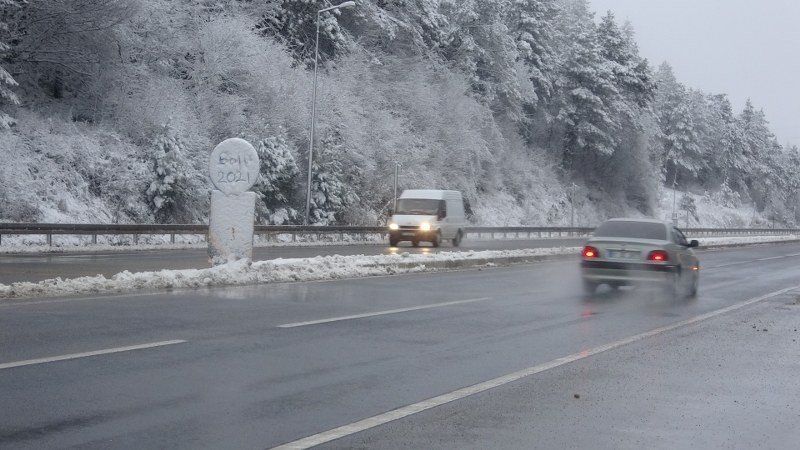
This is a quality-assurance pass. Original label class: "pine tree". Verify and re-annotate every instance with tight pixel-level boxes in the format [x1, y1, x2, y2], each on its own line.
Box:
[256, 0, 354, 67]
[146, 124, 189, 223]
[508, 0, 559, 107]
[597, 13, 655, 110]
[425, 0, 525, 121]
[701, 94, 746, 191]
[255, 134, 301, 225]
[652, 63, 702, 186]
[0, 0, 20, 129]
[553, 1, 621, 169]
[309, 127, 357, 225]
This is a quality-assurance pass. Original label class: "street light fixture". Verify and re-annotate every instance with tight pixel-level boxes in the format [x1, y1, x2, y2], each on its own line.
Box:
[305, 1, 357, 225]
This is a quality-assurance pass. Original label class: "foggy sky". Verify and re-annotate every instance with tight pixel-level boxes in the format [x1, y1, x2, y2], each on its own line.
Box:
[590, 0, 800, 146]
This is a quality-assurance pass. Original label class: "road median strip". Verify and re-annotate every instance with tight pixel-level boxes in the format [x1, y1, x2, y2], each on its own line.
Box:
[0, 235, 797, 300]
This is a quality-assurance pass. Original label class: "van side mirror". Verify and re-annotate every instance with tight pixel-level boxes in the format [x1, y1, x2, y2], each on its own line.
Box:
[387, 208, 394, 216]
[688, 240, 699, 248]
[438, 210, 446, 220]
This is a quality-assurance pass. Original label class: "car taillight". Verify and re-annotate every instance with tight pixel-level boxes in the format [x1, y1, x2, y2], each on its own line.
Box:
[582, 246, 600, 259]
[647, 250, 669, 262]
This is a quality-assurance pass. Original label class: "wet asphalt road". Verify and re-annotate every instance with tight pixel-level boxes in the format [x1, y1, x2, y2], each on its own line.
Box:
[1, 242, 799, 449]
[0, 238, 583, 284]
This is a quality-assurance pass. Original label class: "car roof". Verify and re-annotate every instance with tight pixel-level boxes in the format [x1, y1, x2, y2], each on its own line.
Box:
[399, 190, 460, 200]
[604, 217, 672, 226]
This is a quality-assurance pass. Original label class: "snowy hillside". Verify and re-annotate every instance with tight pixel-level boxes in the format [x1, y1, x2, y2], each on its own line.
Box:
[0, 0, 797, 227]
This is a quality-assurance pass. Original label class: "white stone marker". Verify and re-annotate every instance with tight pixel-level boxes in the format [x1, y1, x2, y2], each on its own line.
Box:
[208, 138, 260, 265]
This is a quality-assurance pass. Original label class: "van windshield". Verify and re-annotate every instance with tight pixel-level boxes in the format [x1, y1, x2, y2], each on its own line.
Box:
[395, 199, 442, 215]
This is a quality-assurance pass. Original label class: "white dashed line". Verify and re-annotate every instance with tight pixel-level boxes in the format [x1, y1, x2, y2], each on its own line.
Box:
[0, 340, 187, 370]
[277, 297, 491, 328]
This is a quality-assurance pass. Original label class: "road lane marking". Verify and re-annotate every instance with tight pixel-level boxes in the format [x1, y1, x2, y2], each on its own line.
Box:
[270, 285, 800, 450]
[277, 297, 491, 328]
[0, 292, 162, 307]
[0, 340, 187, 370]
[704, 251, 800, 270]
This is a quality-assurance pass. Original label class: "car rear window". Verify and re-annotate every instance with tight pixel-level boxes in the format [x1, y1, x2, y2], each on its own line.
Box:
[593, 221, 667, 240]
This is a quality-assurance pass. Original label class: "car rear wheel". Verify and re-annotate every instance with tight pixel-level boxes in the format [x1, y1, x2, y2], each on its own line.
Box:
[665, 271, 684, 300]
[688, 272, 699, 298]
[582, 280, 597, 296]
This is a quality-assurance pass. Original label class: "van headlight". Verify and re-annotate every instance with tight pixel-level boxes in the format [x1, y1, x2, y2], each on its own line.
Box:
[419, 222, 431, 231]
[389, 223, 399, 230]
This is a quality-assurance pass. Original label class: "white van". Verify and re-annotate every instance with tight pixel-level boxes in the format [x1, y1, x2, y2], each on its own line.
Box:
[388, 190, 467, 247]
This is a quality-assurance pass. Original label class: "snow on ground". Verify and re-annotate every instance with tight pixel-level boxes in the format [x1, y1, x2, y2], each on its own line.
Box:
[696, 235, 799, 247]
[653, 186, 768, 228]
[0, 247, 576, 299]
[1, 234, 797, 300]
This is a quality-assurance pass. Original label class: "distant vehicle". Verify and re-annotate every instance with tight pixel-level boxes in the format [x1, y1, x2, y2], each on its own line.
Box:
[388, 190, 466, 247]
[580, 218, 700, 298]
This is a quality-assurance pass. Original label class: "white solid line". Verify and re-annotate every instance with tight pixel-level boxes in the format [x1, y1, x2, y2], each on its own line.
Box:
[756, 256, 785, 261]
[277, 297, 491, 328]
[270, 285, 800, 450]
[0, 340, 187, 370]
[0, 292, 160, 308]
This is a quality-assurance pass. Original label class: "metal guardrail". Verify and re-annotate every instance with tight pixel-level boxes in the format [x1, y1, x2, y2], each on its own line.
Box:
[0, 223, 386, 246]
[0, 223, 797, 246]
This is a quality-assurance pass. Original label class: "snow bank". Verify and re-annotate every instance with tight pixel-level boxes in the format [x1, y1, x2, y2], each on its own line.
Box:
[0, 247, 577, 300]
[697, 235, 800, 247]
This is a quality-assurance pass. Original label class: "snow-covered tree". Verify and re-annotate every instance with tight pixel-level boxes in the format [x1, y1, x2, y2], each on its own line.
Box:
[552, 1, 621, 171]
[700, 94, 747, 191]
[254, 133, 301, 224]
[256, 0, 355, 67]
[146, 124, 189, 223]
[5, 0, 134, 115]
[308, 127, 358, 225]
[0, 0, 20, 129]
[508, 0, 559, 108]
[597, 13, 654, 111]
[737, 99, 782, 211]
[652, 63, 702, 186]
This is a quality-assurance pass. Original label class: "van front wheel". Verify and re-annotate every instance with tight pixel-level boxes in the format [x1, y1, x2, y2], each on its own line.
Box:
[431, 231, 441, 248]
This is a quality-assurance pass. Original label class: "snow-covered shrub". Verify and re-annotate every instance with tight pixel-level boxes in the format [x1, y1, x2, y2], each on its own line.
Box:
[308, 128, 358, 225]
[0, 0, 21, 129]
[679, 195, 698, 223]
[0, 110, 151, 223]
[146, 124, 192, 223]
[707, 184, 742, 209]
[254, 133, 301, 224]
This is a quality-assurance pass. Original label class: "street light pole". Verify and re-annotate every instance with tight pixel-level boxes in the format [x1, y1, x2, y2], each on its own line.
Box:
[569, 183, 576, 229]
[305, 1, 356, 225]
[671, 169, 678, 226]
[393, 162, 400, 211]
